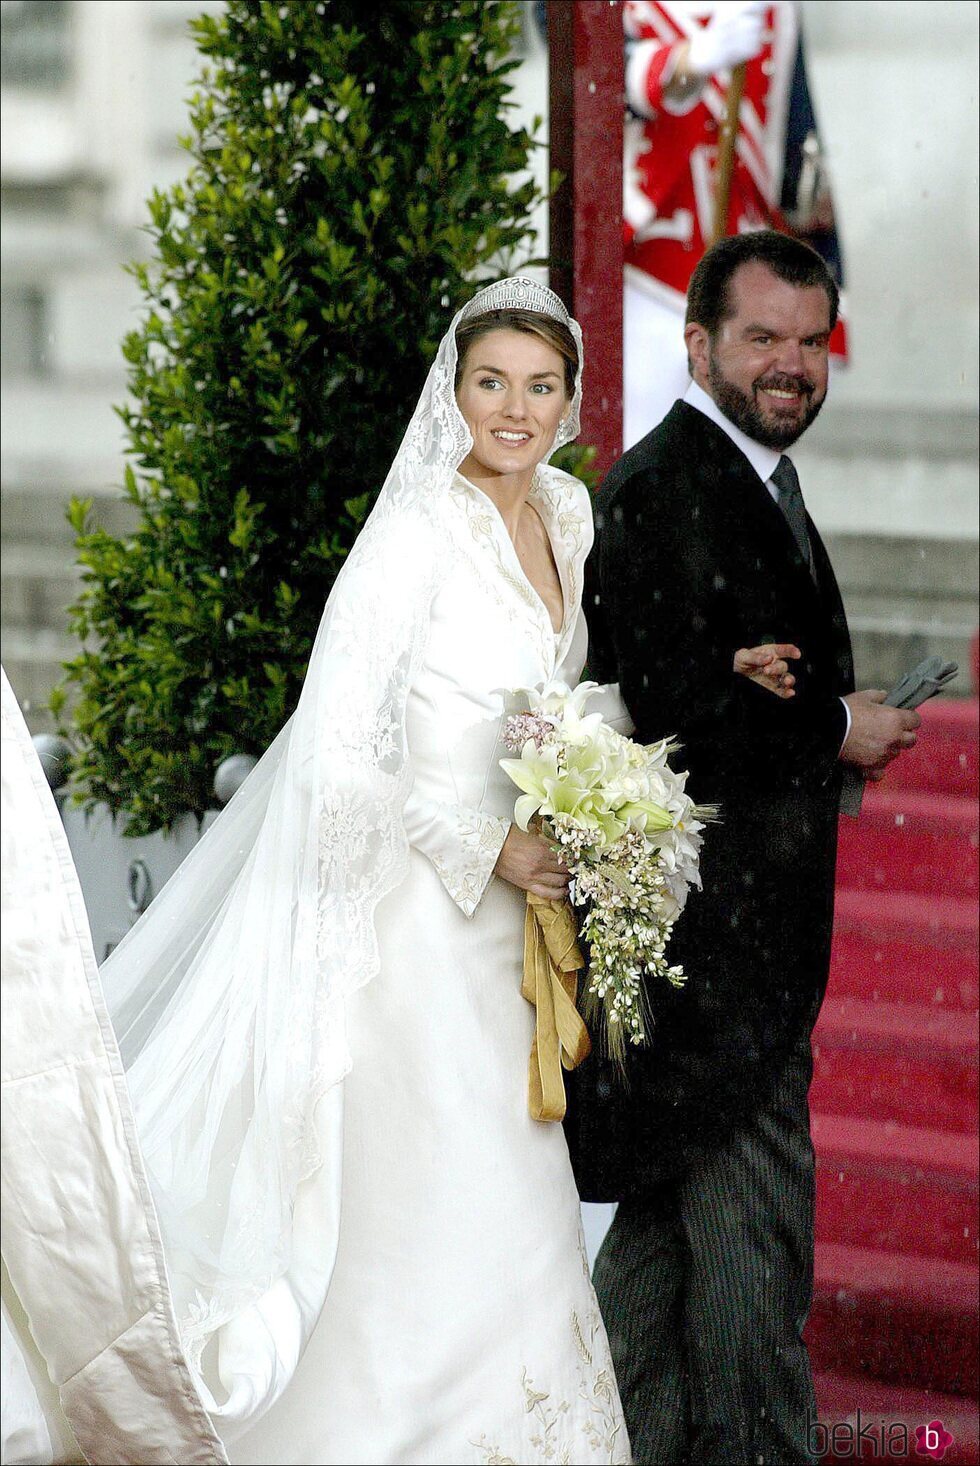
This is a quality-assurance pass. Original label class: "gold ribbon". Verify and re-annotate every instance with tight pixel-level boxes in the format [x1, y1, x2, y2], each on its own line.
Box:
[522, 893, 592, 1122]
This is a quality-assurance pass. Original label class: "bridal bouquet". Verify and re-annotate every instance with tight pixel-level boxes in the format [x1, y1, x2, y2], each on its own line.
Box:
[501, 682, 712, 1066]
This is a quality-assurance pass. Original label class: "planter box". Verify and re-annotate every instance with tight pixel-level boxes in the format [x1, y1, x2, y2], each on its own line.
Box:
[60, 801, 218, 964]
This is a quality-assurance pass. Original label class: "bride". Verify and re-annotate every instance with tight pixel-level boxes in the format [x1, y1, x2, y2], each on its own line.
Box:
[102, 277, 632, 1465]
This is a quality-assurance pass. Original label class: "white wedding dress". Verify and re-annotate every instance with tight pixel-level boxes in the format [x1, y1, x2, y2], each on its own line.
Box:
[94, 278, 630, 1465]
[233, 472, 629, 1466]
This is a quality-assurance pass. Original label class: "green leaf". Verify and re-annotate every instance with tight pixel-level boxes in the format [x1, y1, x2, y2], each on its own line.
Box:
[67, 497, 93, 535]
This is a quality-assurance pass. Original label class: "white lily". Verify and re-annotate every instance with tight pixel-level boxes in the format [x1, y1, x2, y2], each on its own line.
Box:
[499, 678, 712, 1067]
[526, 679, 602, 719]
[499, 743, 561, 830]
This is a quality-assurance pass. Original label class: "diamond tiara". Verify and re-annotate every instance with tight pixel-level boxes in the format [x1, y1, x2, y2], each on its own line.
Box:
[459, 276, 571, 326]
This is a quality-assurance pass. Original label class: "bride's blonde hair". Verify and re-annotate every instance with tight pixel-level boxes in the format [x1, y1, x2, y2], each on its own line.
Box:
[454, 308, 578, 399]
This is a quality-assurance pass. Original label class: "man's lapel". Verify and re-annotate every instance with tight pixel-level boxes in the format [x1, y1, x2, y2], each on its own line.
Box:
[663, 403, 854, 698]
[677, 404, 823, 607]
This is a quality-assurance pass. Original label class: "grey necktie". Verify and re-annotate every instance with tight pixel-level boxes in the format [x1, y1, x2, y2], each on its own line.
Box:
[771, 455, 815, 579]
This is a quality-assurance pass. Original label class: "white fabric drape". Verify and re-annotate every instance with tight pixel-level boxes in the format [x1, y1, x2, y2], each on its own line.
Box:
[0, 668, 227, 1466]
[97, 280, 585, 1439]
[230, 465, 632, 1464]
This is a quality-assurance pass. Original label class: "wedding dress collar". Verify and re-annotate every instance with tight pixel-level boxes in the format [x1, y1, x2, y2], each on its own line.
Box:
[450, 468, 591, 672]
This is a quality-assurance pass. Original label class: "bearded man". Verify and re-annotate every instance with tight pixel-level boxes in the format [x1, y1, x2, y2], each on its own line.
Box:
[567, 231, 920, 1464]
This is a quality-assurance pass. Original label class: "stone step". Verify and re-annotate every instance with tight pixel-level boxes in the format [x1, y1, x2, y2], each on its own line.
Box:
[815, 1161, 978, 1268]
[846, 621, 977, 700]
[812, 996, 978, 1132]
[879, 698, 979, 799]
[828, 898, 979, 1012]
[806, 1241, 979, 1397]
[813, 1113, 978, 1267]
[814, 533, 979, 695]
[845, 591, 978, 627]
[0, 637, 76, 731]
[1, 545, 82, 628]
[821, 530, 979, 601]
[0, 382, 127, 475]
[0, 485, 137, 545]
[836, 788, 978, 900]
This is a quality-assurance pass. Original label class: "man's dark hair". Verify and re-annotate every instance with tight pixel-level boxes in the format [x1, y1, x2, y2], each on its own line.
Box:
[685, 230, 840, 335]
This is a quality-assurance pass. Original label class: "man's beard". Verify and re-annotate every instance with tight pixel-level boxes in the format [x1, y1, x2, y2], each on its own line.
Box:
[707, 355, 826, 449]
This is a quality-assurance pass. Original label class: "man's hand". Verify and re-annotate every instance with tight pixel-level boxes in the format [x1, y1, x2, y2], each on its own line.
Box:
[494, 825, 570, 901]
[686, 1, 767, 78]
[734, 643, 801, 699]
[841, 690, 920, 773]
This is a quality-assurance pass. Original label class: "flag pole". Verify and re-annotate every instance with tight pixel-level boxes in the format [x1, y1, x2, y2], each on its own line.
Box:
[710, 62, 746, 244]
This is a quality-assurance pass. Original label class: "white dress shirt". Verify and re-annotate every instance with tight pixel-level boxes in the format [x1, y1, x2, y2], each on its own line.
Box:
[682, 380, 852, 746]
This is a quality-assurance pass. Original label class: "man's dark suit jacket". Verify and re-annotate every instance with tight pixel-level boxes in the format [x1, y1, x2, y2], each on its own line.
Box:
[566, 401, 855, 1199]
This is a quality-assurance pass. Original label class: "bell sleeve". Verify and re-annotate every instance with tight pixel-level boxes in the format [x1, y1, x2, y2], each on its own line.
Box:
[402, 787, 509, 918]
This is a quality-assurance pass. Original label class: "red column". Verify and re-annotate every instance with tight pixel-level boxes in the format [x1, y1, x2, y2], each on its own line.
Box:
[548, 0, 624, 478]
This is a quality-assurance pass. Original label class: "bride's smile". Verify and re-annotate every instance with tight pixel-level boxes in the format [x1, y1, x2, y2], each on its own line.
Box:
[455, 327, 569, 487]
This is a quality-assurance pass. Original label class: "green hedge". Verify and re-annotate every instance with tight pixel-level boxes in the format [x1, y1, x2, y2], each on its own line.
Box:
[55, 0, 557, 834]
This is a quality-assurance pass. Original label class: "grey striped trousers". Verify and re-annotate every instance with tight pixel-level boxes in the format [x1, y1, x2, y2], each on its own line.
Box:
[593, 1042, 818, 1465]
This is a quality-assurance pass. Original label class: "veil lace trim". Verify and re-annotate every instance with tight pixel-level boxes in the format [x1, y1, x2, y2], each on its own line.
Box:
[99, 278, 586, 1415]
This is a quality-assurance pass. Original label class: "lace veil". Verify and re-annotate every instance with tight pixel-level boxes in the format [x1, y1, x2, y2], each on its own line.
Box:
[99, 277, 584, 1436]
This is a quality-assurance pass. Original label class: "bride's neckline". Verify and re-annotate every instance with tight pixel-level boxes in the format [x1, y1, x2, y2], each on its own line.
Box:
[453, 470, 567, 639]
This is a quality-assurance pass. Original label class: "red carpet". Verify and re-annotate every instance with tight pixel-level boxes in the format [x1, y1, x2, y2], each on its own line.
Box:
[808, 698, 980, 1463]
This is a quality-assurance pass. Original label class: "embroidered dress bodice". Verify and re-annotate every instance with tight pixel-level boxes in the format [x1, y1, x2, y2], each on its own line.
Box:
[232, 471, 630, 1465]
